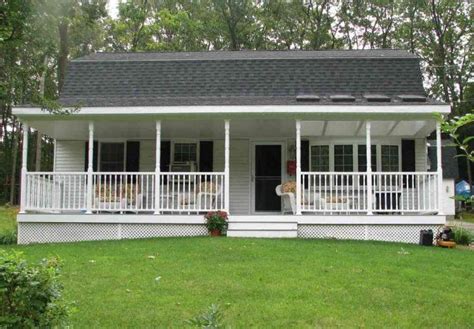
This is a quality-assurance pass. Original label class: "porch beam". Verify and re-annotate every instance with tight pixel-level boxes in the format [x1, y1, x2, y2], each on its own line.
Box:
[224, 120, 230, 213]
[321, 121, 328, 136]
[436, 122, 443, 214]
[19, 124, 29, 213]
[386, 120, 400, 136]
[86, 122, 94, 214]
[154, 121, 161, 214]
[296, 120, 302, 215]
[366, 121, 373, 215]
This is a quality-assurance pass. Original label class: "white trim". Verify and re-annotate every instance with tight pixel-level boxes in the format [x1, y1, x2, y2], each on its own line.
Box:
[17, 214, 206, 224]
[13, 104, 451, 118]
[19, 123, 29, 213]
[297, 215, 446, 225]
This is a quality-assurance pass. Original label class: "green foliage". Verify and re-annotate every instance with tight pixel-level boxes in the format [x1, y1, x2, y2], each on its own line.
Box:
[0, 251, 71, 328]
[204, 211, 228, 233]
[436, 113, 474, 163]
[0, 228, 17, 245]
[452, 227, 473, 245]
[186, 304, 224, 328]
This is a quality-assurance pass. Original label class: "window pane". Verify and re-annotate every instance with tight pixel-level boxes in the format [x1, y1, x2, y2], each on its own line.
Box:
[174, 143, 197, 162]
[100, 143, 125, 172]
[334, 144, 353, 172]
[310, 145, 330, 171]
[381, 145, 399, 171]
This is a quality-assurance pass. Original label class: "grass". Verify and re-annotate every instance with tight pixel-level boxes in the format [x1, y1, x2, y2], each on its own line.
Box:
[2, 237, 473, 328]
[458, 211, 474, 223]
[0, 207, 16, 233]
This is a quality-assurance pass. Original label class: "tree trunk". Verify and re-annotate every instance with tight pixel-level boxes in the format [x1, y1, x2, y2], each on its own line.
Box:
[58, 20, 69, 93]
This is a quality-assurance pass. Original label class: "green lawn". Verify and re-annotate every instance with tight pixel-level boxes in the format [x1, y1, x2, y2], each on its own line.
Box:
[3, 237, 473, 328]
[458, 211, 474, 223]
[0, 207, 16, 232]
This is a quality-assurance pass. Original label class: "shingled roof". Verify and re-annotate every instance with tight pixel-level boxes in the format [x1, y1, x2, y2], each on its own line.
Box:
[59, 49, 437, 107]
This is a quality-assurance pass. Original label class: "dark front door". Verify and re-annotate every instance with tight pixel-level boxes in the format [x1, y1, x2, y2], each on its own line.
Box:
[254, 145, 282, 212]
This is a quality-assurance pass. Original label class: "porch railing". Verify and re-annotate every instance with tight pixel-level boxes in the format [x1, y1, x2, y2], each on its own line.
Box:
[24, 172, 226, 213]
[300, 172, 439, 213]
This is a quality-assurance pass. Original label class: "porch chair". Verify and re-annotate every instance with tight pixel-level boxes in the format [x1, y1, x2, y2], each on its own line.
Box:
[275, 184, 296, 214]
[179, 181, 222, 211]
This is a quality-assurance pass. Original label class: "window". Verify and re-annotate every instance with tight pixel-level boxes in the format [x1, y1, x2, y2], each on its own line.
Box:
[174, 143, 197, 162]
[358, 145, 377, 171]
[334, 145, 353, 172]
[310, 145, 330, 171]
[381, 145, 399, 171]
[100, 143, 125, 172]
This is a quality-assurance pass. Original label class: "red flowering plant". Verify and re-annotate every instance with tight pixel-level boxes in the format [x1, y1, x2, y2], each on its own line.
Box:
[204, 211, 228, 235]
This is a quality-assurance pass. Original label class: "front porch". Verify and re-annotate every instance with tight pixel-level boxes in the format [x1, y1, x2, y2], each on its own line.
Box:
[15, 113, 452, 244]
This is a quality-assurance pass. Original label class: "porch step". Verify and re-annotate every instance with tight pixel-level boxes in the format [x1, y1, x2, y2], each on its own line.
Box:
[227, 216, 297, 238]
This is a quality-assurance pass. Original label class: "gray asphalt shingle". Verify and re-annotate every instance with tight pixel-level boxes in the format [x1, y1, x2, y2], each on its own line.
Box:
[59, 50, 438, 107]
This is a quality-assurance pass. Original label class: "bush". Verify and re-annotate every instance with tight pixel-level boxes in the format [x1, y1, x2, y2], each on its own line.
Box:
[204, 211, 228, 234]
[453, 227, 473, 245]
[0, 229, 17, 245]
[0, 251, 71, 328]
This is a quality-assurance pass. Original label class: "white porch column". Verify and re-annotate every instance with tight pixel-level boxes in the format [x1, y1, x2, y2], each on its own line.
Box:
[19, 124, 29, 213]
[154, 121, 161, 215]
[224, 120, 230, 213]
[436, 122, 443, 214]
[296, 120, 302, 215]
[366, 121, 373, 215]
[86, 122, 94, 214]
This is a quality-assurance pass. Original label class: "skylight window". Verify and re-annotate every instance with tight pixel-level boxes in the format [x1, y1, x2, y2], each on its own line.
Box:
[363, 94, 391, 102]
[398, 95, 426, 102]
[296, 94, 320, 102]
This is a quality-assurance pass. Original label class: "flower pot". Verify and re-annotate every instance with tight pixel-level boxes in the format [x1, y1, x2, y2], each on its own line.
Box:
[210, 229, 221, 237]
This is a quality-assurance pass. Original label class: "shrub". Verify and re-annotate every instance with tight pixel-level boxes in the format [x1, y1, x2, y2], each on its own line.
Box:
[453, 227, 473, 245]
[204, 211, 228, 234]
[0, 251, 71, 328]
[0, 229, 17, 245]
[186, 304, 223, 328]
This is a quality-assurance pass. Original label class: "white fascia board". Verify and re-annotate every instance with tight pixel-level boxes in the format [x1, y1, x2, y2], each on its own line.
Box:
[13, 104, 451, 118]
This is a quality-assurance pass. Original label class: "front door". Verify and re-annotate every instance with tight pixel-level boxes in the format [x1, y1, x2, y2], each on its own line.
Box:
[253, 144, 282, 212]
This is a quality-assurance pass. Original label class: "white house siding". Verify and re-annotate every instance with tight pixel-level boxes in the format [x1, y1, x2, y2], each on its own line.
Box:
[54, 141, 85, 172]
[139, 140, 155, 172]
[415, 138, 428, 171]
[214, 139, 250, 215]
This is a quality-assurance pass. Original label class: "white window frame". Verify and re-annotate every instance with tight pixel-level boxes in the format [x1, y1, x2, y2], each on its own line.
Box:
[309, 138, 401, 172]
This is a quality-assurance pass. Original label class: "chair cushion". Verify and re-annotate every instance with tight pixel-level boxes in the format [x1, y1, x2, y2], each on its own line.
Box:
[281, 181, 296, 193]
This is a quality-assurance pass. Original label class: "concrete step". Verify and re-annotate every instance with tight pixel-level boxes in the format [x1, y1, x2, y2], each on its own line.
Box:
[227, 229, 297, 238]
[228, 222, 297, 230]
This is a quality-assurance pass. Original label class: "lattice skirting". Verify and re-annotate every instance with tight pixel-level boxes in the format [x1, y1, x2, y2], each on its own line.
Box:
[298, 224, 443, 244]
[17, 223, 207, 244]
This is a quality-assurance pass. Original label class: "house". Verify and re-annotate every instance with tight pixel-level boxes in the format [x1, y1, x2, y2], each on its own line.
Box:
[13, 50, 455, 244]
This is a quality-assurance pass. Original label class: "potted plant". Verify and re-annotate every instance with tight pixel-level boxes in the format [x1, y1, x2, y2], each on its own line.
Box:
[204, 211, 228, 236]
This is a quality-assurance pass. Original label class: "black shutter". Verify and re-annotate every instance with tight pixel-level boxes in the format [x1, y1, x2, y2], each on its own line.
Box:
[84, 141, 98, 172]
[199, 141, 214, 172]
[402, 139, 415, 187]
[160, 141, 171, 172]
[301, 140, 309, 171]
[126, 141, 140, 172]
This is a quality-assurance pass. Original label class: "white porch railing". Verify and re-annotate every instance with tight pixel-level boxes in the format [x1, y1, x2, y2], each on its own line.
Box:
[300, 172, 439, 214]
[25, 172, 87, 212]
[24, 172, 226, 213]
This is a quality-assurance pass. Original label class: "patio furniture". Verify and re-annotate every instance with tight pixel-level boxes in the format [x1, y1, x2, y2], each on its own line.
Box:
[179, 181, 222, 211]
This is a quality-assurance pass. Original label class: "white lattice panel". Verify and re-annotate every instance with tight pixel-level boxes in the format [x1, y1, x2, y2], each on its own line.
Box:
[298, 224, 442, 244]
[18, 223, 208, 244]
[298, 225, 366, 240]
[121, 224, 207, 239]
[366, 225, 442, 244]
[18, 223, 119, 244]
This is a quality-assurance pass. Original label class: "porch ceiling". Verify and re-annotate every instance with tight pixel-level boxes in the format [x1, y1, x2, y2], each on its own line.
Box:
[29, 118, 436, 140]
